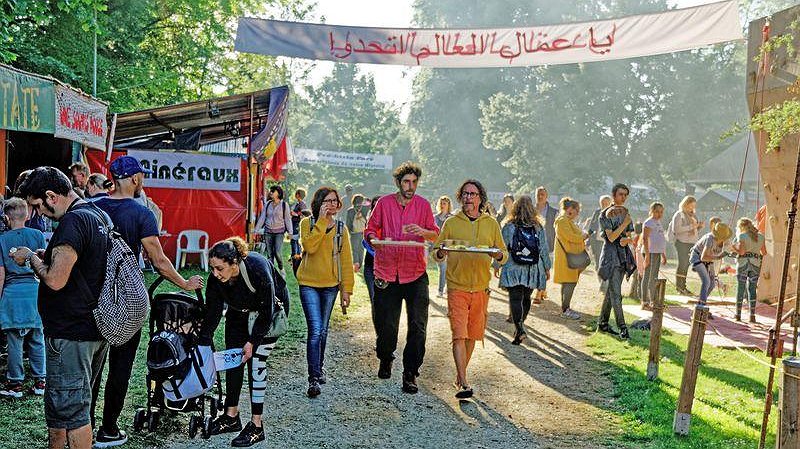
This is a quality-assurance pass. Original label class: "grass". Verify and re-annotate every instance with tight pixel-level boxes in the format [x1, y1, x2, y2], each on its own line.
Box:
[586, 303, 779, 449]
[0, 244, 320, 449]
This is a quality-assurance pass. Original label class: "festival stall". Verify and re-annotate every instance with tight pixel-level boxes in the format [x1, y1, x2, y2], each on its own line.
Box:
[86, 87, 289, 260]
[0, 63, 108, 193]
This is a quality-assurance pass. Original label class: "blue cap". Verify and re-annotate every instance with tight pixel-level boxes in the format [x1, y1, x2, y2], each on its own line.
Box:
[109, 156, 153, 179]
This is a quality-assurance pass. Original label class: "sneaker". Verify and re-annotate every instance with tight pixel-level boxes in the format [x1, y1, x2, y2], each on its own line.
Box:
[597, 325, 619, 336]
[401, 371, 418, 394]
[619, 328, 630, 340]
[94, 427, 128, 448]
[210, 413, 242, 435]
[307, 381, 321, 398]
[30, 379, 45, 396]
[231, 421, 265, 447]
[0, 381, 24, 398]
[378, 359, 393, 379]
[437, 292, 445, 299]
[567, 309, 581, 320]
[316, 370, 327, 385]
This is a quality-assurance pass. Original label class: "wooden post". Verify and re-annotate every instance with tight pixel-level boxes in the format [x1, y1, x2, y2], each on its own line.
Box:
[647, 278, 667, 381]
[673, 305, 710, 436]
[778, 358, 800, 449]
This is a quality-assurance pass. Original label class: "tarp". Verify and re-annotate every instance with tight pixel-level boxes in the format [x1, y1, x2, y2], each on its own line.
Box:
[86, 149, 247, 260]
[688, 134, 760, 185]
[235, 0, 742, 68]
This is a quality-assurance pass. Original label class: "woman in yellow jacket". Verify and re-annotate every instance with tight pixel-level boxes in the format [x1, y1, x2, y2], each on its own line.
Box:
[433, 180, 508, 399]
[296, 187, 354, 398]
[554, 197, 587, 320]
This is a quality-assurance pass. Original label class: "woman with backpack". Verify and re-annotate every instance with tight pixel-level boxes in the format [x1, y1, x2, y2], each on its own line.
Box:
[255, 185, 293, 273]
[554, 197, 588, 320]
[500, 195, 551, 345]
[297, 187, 354, 398]
[201, 237, 289, 447]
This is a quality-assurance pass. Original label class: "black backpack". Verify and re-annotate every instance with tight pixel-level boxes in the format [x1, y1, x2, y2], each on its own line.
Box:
[147, 330, 191, 382]
[509, 224, 540, 265]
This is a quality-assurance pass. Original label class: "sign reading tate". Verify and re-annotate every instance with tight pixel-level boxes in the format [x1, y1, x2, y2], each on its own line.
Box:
[127, 150, 242, 191]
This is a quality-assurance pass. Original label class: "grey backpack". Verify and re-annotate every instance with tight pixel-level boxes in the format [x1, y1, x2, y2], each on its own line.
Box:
[86, 205, 150, 346]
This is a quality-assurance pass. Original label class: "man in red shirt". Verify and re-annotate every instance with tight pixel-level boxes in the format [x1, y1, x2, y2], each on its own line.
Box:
[364, 162, 438, 394]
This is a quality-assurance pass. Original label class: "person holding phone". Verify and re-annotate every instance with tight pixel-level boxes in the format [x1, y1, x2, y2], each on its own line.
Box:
[296, 187, 354, 398]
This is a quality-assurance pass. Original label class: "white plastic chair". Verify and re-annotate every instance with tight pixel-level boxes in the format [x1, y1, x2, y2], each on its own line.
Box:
[175, 230, 209, 272]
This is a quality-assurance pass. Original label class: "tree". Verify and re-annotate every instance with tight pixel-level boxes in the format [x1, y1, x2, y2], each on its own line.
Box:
[2, 0, 309, 111]
[287, 64, 406, 199]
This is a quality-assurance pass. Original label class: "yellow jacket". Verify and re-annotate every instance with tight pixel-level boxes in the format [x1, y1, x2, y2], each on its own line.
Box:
[553, 214, 586, 284]
[296, 216, 354, 293]
[433, 211, 508, 292]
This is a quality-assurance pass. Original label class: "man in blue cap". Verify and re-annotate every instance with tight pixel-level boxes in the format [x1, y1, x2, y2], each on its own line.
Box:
[91, 156, 203, 447]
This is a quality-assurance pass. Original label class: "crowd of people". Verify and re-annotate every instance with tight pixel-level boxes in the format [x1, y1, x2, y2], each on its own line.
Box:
[0, 158, 769, 449]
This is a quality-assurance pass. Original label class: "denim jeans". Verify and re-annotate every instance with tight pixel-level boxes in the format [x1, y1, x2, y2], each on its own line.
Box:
[266, 232, 285, 271]
[299, 285, 339, 382]
[675, 241, 694, 290]
[363, 255, 377, 333]
[437, 261, 447, 294]
[737, 273, 758, 312]
[640, 253, 662, 306]
[599, 266, 626, 330]
[693, 262, 715, 305]
[5, 328, 45, 381]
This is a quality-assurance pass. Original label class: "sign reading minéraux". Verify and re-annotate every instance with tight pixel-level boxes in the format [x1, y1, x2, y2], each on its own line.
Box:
[127, 150, 242, 191]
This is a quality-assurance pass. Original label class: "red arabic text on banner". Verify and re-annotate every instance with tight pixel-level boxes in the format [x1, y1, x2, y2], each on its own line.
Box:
[86, 150, 247, 260]
[54, 85, 108, 150]
[235, 1, 742, 68]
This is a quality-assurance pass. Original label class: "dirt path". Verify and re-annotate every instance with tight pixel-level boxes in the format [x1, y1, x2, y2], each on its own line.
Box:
[168, 269, 625, 449]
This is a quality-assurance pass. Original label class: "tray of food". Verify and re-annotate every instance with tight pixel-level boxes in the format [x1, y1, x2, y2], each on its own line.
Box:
[371, 239, 428, 248]
[440, 243, 500, 254]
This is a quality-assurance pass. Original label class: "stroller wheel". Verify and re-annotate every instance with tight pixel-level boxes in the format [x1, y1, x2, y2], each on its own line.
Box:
[133, 408, 147, 432]
[147, 410, 160, 432]
[201, 415, 213, 439]
[188, 415, 200, 439]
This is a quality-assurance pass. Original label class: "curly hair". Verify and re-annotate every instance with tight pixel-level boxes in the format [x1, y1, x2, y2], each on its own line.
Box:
[456, 179, 488, 214]
[508, 195, 543, 227]
[392, 161, 422, 185]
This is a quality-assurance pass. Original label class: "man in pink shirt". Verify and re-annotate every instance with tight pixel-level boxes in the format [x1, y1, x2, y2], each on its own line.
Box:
[364, 162, 438, 394]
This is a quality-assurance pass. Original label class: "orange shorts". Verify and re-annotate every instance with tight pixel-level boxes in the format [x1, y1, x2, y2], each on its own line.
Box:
[447, 289, 490, 341]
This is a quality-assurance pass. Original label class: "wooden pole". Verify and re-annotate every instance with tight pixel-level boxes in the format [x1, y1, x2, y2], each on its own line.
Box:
[673, 304, 710, 436]
[760, 143, 800, 449]
[647, 278, 667, 381]
[777, 358, 800, 449]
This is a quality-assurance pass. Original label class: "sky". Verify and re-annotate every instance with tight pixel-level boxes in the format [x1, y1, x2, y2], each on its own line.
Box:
[303, 0, 727, 111]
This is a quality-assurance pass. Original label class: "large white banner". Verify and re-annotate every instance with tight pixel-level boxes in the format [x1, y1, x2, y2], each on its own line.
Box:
[294, 148, 393, 170]
[54, 85, 108, 150]
[235, 1, 742, 68]
[127, 150, 242, 191]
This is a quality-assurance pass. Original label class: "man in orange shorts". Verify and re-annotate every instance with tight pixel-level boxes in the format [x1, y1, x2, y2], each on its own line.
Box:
[433, 179, 507, 398]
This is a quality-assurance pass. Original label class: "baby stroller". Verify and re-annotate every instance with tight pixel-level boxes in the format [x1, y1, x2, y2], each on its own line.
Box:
[133, 276, 224, 439]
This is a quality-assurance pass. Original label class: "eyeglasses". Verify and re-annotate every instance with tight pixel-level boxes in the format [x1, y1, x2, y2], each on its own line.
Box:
[322, 199, 340, 204]
[462, 192, 479, 198]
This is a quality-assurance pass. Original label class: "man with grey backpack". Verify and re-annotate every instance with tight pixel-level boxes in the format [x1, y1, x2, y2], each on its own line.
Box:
[90, 156, 204, 447]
